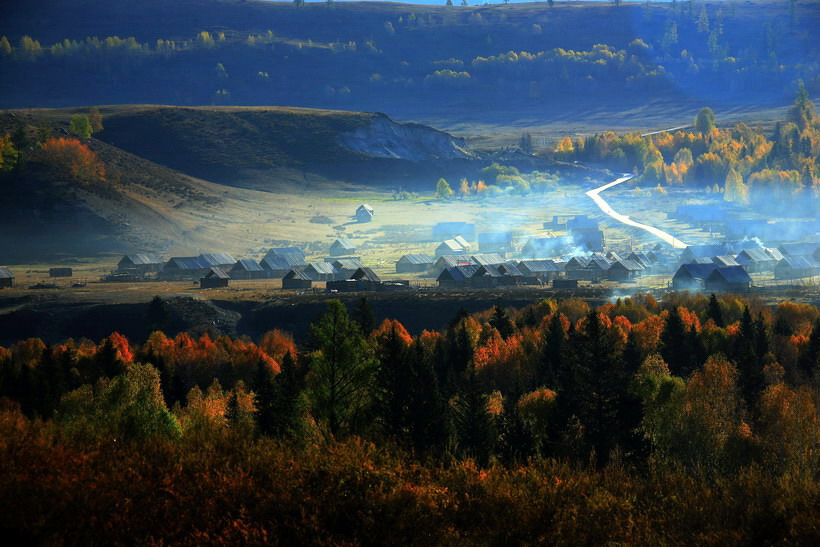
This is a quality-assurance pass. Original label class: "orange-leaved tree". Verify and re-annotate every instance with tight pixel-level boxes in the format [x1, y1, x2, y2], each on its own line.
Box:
[40, 137, 105, 185]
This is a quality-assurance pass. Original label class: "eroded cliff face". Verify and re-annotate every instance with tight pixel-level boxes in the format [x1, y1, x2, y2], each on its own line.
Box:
[338, 114, 475, 161]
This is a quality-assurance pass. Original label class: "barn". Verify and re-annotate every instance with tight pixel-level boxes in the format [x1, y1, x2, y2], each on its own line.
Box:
[264, 247, 307, 264]
[437, 264, 481, 288]
[517, 260, 562, 281]
[161, 257, 210, 280]
[0, 267, 14, 288]
[430, 255, 471, 276]
[672, 263, 718, 290]
[396, 254, 434, 274]
[198, 253, 237, 269]
[117, 253, 163, 275]
[282, 269, 313, 289]
[679, 244, 729, 263]
[356, 204, 374, 223]
[260, 255, 302, 278]
[230, 259, 266, 280]
[735, 248, 779, 273]
[712, 255, 741, 268]
[564, 256, 591, 279]
[470, 254, 505, 267]
[329, 238, 356, 257]
[435, 239, 468, 257]
[607, 258, 644, 281]
[777, 243, 819, 260]
[333, 258, 365, 279]
[582, 255, 612, 281]
[200, 268, 230, 289]
[304, 262, 338, 281]
[774, 256, 820, 280]
[704, 266, 752, 292]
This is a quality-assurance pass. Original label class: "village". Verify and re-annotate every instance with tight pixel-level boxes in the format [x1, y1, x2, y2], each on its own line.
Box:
[1, 201, 817, 296]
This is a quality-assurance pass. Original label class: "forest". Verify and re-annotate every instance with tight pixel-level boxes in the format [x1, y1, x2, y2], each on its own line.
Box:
[1, 293, 817, 542]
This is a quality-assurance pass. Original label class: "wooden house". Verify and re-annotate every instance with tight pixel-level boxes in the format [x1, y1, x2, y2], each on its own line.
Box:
[200, 267, 230, 289]
[230, 259, 266, 280]
[774, 256, 820, 280]
[356, 204, 374, 223]
[712, 255, 740, 268]
[117, 253, 163, 275]
[679, 244, 729, 263]
[329, 238, 356, 257]
[161, 257, 210, 280]
[564, 256, 591, 279]
[470, 253, 505, 267]
[735, 248, 779, 273]
[581, 256, 612, 281]
[198, 253, 237, 269]
[437, 265, 480, 288]
[608, 258, 644, 281]
[672, 263, 717, 290]
[0, 267, 14, 288]
[332, 258, 364, 278]
[282, 269, 313, 289]
[264, 247, 307, 263]
[704, 266, 752, 292]
[520, 235, 565, 259]
[777, 243, 820, 260]
[304, 262, 338, 281]
[517, 260, 562, 281]
[430, 255, 472, 276]
[435, 239, 467, 257]
[260, 255, 302, 278]
[396, 254, 434, 274]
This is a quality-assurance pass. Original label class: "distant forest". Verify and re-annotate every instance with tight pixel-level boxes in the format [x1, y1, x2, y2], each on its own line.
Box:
[0, 1, 816, 113]
[0, 293, 817, 542]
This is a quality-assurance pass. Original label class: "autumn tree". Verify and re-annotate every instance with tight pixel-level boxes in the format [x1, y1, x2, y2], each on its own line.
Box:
[40, 137, 106, 185]
[306, 300, 377, 441]
[88, 107, 104, 133]
[435, 177, 454, 199]
[10, 125, 28, 168]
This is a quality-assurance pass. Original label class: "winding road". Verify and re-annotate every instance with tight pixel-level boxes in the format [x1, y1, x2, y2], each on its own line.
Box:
[585, 174, 688, 249]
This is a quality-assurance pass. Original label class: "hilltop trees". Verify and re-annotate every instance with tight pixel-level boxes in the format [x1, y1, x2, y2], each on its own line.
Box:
[40, 137, 106, 185]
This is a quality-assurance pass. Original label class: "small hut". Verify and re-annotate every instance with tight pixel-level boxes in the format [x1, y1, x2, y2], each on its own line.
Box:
[282, 269, 313, 289]
[774, 256, 820, 280]
[330, 238, 356, 257]
[230, 259, 266, 280]
[704, 266, 752, 292]
[672, 263, 717, 290]
[0, 267, 14, 288]
[117, 253, 163, 275]
[356, 204, 374, 223]
[396, 254, 434, 274]
[200, 268, 230, 289]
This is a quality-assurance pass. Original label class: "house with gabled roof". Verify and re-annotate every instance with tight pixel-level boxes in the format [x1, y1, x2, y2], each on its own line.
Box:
[198, 253, 236, 269]
[437, 264, 481, 288]
[304, 262, 338, 281]
[778, 242, 819, 260]
[329, 238, 356, 257]
[672, 263, 718, 290]
[436, 239, 468, 257]
[264, 247, 306, 262]
[520, 235, 564, 259]
[430, 254, 472, 276]
[0, 267, 14, 288]
[230, 259, 266, 280]
[396, 254, 435, 274]
[162, 256, 210, 279]
[332, 258, 364, 278]
[680, 244, 729, 263]
[712, 255, 740, 268]
[117, 253, 163, 275]
[608, 258, 644, 281]
[564, 256, 591, 279]
[704, 266, 752, 292]
[260, 255, 302, 277]
[735, 248, 779, 273]
[470, 253, 505, 266]
[200, 267, 230, 289]
[518, 260, 562, 281]
[774, 256, 820, 280]
[282, 269, 312, 290]
[356, 204, 374, 223]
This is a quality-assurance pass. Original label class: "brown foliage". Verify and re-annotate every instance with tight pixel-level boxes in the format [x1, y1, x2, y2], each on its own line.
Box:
[40, 137, 105, 185]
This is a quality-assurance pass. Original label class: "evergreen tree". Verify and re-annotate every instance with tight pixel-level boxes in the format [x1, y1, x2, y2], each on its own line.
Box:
[353, 297, 375, 337]
[706, 293, 724, 327]
[489, 304, 516, 340]
[10, 125, 28, 168]
[661, 307, 689, 376]
[538, 312, 565, 389]
[95, 338, 123, 379]
[146, 295, 169, 334]
[406, 340, 448, 456]
[374, 323, 412, 441]
[453, 363, 495, 465]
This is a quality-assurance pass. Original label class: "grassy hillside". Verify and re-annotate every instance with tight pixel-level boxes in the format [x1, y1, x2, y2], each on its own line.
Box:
[1, 1, 816, 125]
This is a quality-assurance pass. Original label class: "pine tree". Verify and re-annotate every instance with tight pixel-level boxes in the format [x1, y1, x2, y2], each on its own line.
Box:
[538, 312, 565, 389]
[489, 304, 516, 339]
[454, 363, 495, 465]
[374, 323, 412, 441]
[661, 307, 689, 376]
[146, 295, 169, 333]
[353, 297, 375, 337]
[406, 340, 448, 455]
[706, 293, 724, 327]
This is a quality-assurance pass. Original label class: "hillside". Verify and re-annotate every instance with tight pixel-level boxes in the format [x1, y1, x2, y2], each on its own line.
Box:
[1, 1, 817, 127]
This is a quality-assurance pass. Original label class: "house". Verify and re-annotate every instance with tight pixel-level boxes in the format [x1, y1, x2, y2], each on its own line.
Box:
[778, 242, 819, 260]
[329, 238, 356, 257]
[679, 244, 729, 263]
[564, 256, 591, 279]
[200, 267, 230, 289]
[672, 263, 718, 290]
[437, 265, 481, 288]
[304, 262, 338, 281]
[608, 258, 644, 281]
[606, 251, 623, 262]
[470, 253, 506, 267]
[161, 257, 210, 280]
[350, 267, 381, 283]
[431, 255, 472, 276]
[325, 267, 381, 292]
[282, 269, 313, 289]
[626, 252, 653, 269]
[478, 232, 514, 254]
[453, 236, 471, 252]
[432, 222, 476, 241]
[570, 229, 604, 252]
[497, 262, 524, 278]
[198, 253, 237, 269]
[260, 255, 303, 278]
[332, 258, 365, 278]
[49, 267, 73, 278]
[264, 247, 306, 263]
[713, 255, 740, 268]
[691, 257, 716, 264]
[117, 253, 163, 275]
[356, 204, 374, 223]
[517, 260, 562, 281]
[774, 256, 820, 280]
[704, 266, 752, 292]
[520, 235, 564, 259]
[396, 254, 434, 274]
[470, 264, 506, 288]
[582, 256, 612, 281]
[435, 239, 468, 257]
[735, 248, 779, 273]
[0, 267, 14, 288]
[230, 259, 266, 280]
